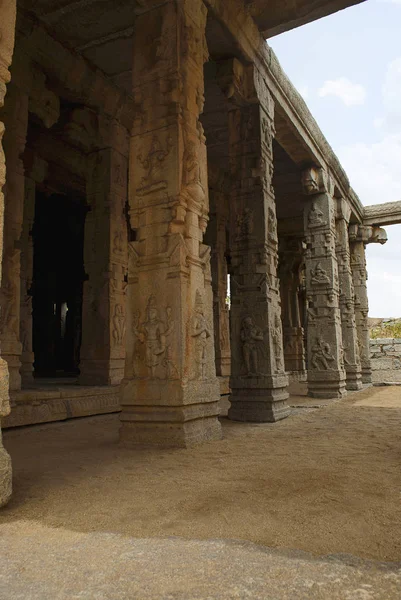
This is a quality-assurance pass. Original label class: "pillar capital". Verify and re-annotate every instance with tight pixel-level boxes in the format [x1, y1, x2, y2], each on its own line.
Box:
[301, 166, 333, 196]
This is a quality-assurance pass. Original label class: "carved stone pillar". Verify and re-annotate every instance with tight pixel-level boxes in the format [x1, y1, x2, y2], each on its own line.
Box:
[302, 167, 346, 399]
[349, 224, 387, 384]
[0, 83, 28, 391]
[19, 153, 48, 386]
[216, 59, 289, 422]
[278, 236, 306, 378]
[207, 181, 231, 378]
[79, 122, 128, 386]
[335, 200, 362, 391]
[0, 0, 17, 506]
[120, 0, 222, 447]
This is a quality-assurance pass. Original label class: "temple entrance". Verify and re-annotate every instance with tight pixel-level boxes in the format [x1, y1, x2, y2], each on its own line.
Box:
[32, 192, 87, 377]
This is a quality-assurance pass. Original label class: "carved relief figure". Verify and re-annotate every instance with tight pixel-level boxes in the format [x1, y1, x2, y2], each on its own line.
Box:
[182, 141, 205, 205]
[191, 291, 211, 380]
[311, 337, 335, 371]
[311, 263, 330, 286]
[308, 203, 326, 228]
[241, 316, 264, 376]
[112, 304, 126, 346]
[133, 296, 174, 378]
[302, 167, 320, 195]
[272, 314, 284, 372]
[236, 208, 254, 240]
[0, 249, 19, 338]
[268, 207, 277, 241]
[113, 230, 125, 255]
[137, 135, 172, 195]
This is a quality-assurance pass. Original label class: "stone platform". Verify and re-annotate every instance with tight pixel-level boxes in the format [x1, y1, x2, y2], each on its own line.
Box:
[3, 383, 120, 428]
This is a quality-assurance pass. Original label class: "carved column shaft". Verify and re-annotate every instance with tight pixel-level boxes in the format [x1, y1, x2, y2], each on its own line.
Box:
[0, 0, 17, 506]
[80, 138, 128, 386]
[349, 224, 387, 385]
[350, 241, 370, 383]
[335, 202, 362, 390]
[302, 167, 346, 398]
[208, 186, 231, 377]
[121, 0, 222, 447]
[0, 82, 28, 391]
[278, 236, 306, 378]
[218, 59, 289, 422]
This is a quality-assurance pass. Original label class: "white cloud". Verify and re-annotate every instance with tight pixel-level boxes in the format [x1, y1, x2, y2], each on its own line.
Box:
[318, 77, 366, 106]
[377, 0, 401, 4]
[338, 57, 401, 205]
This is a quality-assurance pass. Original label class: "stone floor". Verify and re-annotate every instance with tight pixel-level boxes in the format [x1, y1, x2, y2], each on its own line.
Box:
[1, 385, 401, 598]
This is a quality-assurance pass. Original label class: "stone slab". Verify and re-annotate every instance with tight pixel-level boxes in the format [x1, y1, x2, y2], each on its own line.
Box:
[0, 521, 400, 600]
[3, 386, 121, 428]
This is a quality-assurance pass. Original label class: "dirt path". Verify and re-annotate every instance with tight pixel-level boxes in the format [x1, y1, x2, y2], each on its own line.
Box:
[1, 386, 401, 561]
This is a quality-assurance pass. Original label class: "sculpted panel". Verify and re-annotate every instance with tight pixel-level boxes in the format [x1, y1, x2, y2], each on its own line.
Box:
[133, 295, 175, 379]
[191, 290, 211, 381]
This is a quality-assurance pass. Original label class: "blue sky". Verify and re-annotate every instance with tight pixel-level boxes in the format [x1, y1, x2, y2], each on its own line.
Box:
[269, 0, 401, 317]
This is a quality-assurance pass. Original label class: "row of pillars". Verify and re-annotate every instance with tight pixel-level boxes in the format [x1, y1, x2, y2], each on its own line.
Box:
[0, 0, 384, 459]
[0, 72, 130, 391]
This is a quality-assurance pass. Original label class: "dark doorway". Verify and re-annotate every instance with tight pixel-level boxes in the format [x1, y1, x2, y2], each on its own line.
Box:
[32, 192, 87, 377]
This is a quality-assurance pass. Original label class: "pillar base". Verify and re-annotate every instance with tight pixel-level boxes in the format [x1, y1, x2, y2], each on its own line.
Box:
[307, 371, 347, 399]
[119, 378, 222, 448]
[345, 376, 363, 391]
[229, 374, 290, 423]
[0, 444, 12, 507]
[361, 370, 372, 385]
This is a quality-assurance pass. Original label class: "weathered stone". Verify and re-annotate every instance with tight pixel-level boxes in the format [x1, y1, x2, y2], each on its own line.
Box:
[0, 0, 395, 512]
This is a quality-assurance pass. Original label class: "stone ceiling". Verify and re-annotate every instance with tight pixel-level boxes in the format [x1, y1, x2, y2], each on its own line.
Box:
[17, 0, 366, 99]
[18, 0, 141, 94]
[246, 0, 366, 38]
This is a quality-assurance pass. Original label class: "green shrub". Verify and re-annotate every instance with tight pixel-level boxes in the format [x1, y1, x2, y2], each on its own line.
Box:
[370, 321, 401, 339]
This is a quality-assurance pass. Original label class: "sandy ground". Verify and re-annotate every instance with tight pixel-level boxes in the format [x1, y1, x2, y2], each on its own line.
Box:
[1, 385, 401, 563]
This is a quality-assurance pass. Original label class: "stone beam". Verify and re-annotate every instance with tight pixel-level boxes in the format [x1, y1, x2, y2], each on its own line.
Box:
[205, 0, 365, 224]
[363, 202, 401, 227]
[246, 0, 366, 39]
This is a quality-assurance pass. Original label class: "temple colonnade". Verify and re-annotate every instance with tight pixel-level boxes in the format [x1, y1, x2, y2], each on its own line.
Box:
[0, 0, 399, 506]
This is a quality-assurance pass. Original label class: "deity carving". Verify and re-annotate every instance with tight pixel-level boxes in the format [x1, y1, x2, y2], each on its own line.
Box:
[268, 207, 277, 241]
[272, 314, 284, 372]
[113, 230, 125, 255]
[137, 135, 172, 196]
[262, 117, 272, 150]
[308, 203, 326, 228]
[236, 208, 254, 240]
[0, 249, 19, 338]
[133, 296, 174, 378]
[182, 141, 205, 206]
[311, 337, 335, 371]
[302, 167, 321, 195]
[191, 291, 211, 380]
[311, 263, 330, 286]
[112, 304, 126, 347]
[241, 316, 264, 377]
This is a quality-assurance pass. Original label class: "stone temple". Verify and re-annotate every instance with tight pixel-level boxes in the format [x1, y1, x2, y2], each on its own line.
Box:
[0, 0, 400, 506]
